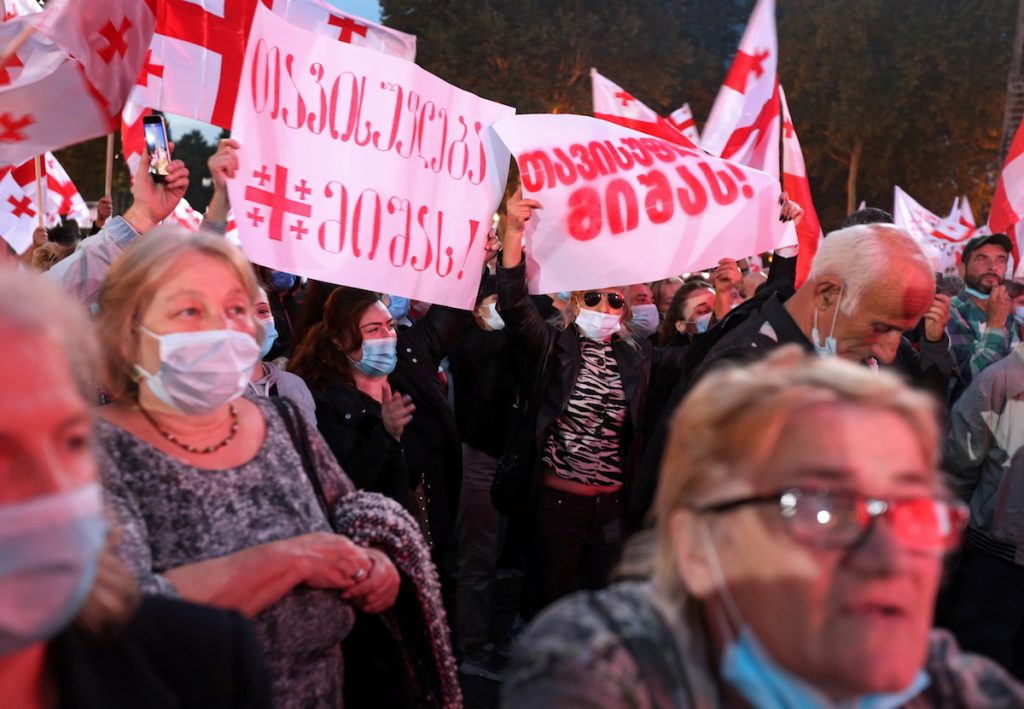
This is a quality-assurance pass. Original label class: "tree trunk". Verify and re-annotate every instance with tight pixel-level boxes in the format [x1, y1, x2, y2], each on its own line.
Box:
[846, 139, 863, 216]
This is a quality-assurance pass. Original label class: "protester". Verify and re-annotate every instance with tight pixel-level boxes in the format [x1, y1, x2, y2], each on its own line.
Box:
[88, 195, 114, 236]
[659, 280, 716, 346]
[499, 187, 665, 614]
[30, 240, 74, 272]
[652, 276, 684, 318]
[738, 269, 767, 300]
[449, 276, 520, 680]
[248, 287, 317, 424]
[256, 266, 303, 360]
[0, 269, 273, 707]
[92, 227, 458, 707]
[501, 348, 1024, 707]
[948, 233, 1015, 386]
[626, 283, 660, 340]
[945, 315, 1024, 678]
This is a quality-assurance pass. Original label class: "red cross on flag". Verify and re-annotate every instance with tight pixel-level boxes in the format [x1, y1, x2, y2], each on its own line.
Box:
[779, 86, 821, 287]
[0, 171, 38, 254]
[29, 0, 157, 123]
[990, 115, 1024, 239]
[120, 105, 151, 178]
[0, 15, 111, 164]
[591, 68, 695, 147]
[0, 152, 88, 226]
[128, 0, 416, 131]
[893, 187, 981, 274]
[1, 0, 42, 21]
[668, 103, 701, 147]
[702, 0, 780, 176]
[167, 196, 203, 230]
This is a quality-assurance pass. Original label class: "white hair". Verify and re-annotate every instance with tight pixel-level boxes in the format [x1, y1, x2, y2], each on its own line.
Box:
[809, 224, 932, 314]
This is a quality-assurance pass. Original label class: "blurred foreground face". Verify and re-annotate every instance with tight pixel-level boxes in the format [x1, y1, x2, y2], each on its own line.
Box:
[0, 332, 95, 503]
[694, 403, 942, 697]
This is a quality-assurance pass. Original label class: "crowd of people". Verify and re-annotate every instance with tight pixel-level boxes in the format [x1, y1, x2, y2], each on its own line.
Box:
[3, 133, 1024, 708]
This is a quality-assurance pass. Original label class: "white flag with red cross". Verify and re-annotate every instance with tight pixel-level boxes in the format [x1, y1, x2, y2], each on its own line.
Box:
[127, 0, 416, 131]
[120, 104, 150, 178]
[0, 152, 88, 226]
[1, 0, 42, 20]
[990, 115, 1024, 240]
[30, 0, 156, 124]
[591, 69, 695, 148]
[668, 103, 701, 146]
[779, 85, 821, 287]
[893, 186, 980, 274]
[702, 0, 780, 177]
[0, 170, 38, 253]
[0, 15, 111, 164]
[167, 196, 203, 230]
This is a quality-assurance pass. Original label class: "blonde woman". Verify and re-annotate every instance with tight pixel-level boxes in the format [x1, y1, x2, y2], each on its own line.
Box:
[503, 348, 1022, 707]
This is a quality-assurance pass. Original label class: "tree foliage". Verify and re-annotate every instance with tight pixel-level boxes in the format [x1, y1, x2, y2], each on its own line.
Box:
[382, 0, 1017, 231]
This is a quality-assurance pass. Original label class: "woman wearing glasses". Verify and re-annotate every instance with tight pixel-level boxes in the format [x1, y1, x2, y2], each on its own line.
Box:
[498, 188, 666, 614]
[502, 347, 1024, 707]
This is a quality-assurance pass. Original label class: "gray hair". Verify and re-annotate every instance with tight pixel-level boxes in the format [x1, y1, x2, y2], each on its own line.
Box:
[0, 268, 99, 400]
[809, 224, 932, 314]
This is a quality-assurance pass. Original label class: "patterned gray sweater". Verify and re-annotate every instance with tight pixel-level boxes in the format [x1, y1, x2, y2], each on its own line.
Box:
[97, 397, 460, 708]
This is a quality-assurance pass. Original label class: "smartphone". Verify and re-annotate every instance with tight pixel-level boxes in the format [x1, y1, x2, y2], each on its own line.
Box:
[143, 115, 170, 183]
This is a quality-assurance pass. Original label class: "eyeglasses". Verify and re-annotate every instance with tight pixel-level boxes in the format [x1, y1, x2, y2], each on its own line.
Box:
[695, 486, 968, 555]
[581, 291, 625, 310]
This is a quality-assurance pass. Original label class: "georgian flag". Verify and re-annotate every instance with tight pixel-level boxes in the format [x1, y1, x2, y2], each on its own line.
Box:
[127, 0, 416, 130]
[0, 170, 39, 253]
[702, 0, 780, 176]
[893, 187, 981, 274]
[668, 103, 701, 147]
[990, 115, 1024, 251]
[0, 152, 89, 226]
[1, 0, 42, 20]
[779, 86, 821, 287]
[591, 68, 695, 147]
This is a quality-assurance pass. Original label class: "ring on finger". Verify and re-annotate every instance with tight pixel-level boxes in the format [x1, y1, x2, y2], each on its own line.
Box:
[352, 567, 367, 582]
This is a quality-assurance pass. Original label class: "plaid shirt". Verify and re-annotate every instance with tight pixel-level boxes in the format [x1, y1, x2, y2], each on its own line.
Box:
[948, 291, 1012, 383]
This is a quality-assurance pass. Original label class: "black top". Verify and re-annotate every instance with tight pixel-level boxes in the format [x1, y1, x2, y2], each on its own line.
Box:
[51, 596, 271, 709]
[450, 327, 520, 458]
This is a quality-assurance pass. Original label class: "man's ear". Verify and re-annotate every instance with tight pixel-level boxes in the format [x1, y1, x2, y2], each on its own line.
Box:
[670, 509, 716, 599]
[812, 277, 842, 311]
[957, 259, 967, 280]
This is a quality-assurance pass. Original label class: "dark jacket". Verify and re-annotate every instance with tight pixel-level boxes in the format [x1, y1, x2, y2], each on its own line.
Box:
[450, 326, 519, 458]
[51, 596, 271, 709]
[496, 261, 663, 507]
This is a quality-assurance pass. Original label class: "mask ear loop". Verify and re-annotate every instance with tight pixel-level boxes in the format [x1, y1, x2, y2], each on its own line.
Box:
[826, 286, 844, 338]
[698, 520, 746, 644]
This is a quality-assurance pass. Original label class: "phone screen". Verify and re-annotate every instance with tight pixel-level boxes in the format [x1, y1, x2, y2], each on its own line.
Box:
[144, 117, 170, 178]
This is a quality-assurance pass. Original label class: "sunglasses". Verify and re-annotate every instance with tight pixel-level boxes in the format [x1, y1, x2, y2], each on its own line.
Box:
[581, 291, 625, 310]
[695, 486, 968, 555]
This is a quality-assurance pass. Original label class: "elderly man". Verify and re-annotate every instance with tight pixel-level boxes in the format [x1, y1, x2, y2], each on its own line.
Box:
[628, 224, 955, 528]
[948, 233, 1015, 388]
[945, 315, 1024, 678]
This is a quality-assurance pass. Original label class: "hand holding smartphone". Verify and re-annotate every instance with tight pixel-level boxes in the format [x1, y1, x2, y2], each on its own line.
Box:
[143, 115, 170, 183]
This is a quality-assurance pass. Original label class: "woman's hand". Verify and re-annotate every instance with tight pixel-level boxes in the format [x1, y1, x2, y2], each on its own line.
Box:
[779, 191, 804, 225]
[380, 381, 415, 441]
[502, 187, 541, 268]
[287, 532, 373, 590]
[124, 143, 189, 233]
[343, 547, 401, 613]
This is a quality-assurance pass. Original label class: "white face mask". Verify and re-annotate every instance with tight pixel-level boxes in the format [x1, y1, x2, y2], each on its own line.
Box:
[575, 308, 622, 341]
[630, 303, 660, 338]
[481, 302, 505, 331]
[810, 288, 843, 358]
[134, 326, 261, 415]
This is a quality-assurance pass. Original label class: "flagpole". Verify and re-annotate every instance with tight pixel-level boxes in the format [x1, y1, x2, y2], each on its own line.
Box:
[32, 155, 43, 229]
[104, 134, 114, 198]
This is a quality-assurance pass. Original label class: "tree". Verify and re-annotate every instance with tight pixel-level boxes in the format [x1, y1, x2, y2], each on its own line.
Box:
[169, 128, 214, 212]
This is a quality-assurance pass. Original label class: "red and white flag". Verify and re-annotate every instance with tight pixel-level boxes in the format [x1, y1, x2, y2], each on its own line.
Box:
[0, 170, 38, 253]
[1, 0, 42, 20]
[702, 0, 780, 176]
[779, 86, 821, 287]
[990, 115, 1024, 236]
[591, 69, 695, 147]
[120, 105, 150, 177]
[893, 186, 978, 274]
[0, 152, 88, 226]
[668, 103, 701, 146]
[30, 0, 157, 123]
[0, 15, 110, 164]
[128, 0, 416, 130]
[167, 196, 203, 230]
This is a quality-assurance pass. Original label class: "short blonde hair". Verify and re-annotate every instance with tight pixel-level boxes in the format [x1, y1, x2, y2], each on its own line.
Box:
[96, 226, 261, 402]
[652, 346, 941, 601]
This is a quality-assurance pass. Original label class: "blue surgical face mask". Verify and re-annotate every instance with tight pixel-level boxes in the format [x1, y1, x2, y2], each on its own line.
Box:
[811, 288, 843, 358]
[387, 295, 411, 322]
[1015, 305, 1024, 326]
[965, 286, 990, 301]
[630, 303, 660, 338]
[351, 337, 398, 377]
[0, 484, 107, 654]
[700, 523, 932, 709]
[482, 302, 505, 331]
[556, 291, 571, 301]
[258, 317, 278, 360]
[693, 311, 713, 334]
[270, 271, 297, 292]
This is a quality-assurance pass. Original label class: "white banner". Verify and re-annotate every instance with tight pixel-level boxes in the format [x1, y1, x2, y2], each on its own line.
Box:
[228, 4, 513, 309]
[492, 114, 791, 293]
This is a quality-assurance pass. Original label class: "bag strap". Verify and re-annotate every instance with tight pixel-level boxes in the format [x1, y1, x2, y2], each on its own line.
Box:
[272, 397, 332, 527]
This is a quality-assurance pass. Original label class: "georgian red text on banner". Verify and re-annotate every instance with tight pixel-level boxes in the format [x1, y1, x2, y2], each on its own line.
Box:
[492, 114, 792, 294]
[227, 4, 513, 309]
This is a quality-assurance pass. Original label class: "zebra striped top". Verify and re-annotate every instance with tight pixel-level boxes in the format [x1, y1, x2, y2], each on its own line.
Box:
[542, 338, 628, 487]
